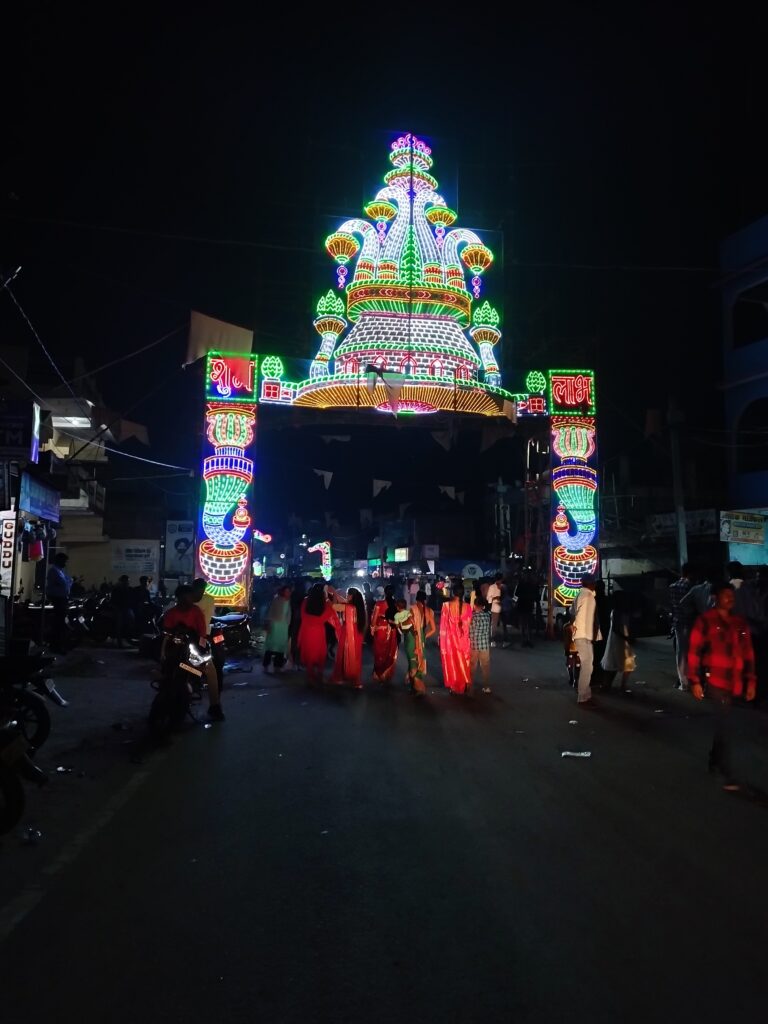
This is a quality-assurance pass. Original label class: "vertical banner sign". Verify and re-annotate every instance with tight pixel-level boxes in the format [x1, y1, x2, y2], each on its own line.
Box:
[1, 511, 17, 596]
[197, 352, 258, 608]
[548, 370, 598, 607]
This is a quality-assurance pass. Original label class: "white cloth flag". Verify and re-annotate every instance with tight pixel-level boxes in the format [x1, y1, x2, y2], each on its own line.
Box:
[439, 485, 456, 499]
[313, 469, 333, 490]
[185, 311, 253, 366]
[373, 479, 392, 498]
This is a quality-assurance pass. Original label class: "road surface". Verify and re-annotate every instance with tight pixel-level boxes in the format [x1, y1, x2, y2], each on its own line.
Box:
[3, 639, 768, 1022]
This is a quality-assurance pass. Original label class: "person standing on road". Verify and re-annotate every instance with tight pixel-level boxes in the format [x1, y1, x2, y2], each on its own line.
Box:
[486, 573, 503, 647]
[111, 575, 136, 649]
[263, 585, 292, 674]
[298, 583, 341, 685]
[439, 582, 472, 695]
[192, 577, 223, 692]
[469, 596, 493, 694]
[571, 573, 602, 707]
[688, 582, 756, 791]
[371, 585, 399, 683]
[46, 552, 72, 654]
[413, 589, 437, 681]
[669, 563, 694, 691]
[601, 591, 636, 693]
[331, 586, 366, 688]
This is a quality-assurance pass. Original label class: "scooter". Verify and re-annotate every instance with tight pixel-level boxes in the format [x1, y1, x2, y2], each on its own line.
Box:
[0, 717, 47, 834]
[148, 628, 212, 739]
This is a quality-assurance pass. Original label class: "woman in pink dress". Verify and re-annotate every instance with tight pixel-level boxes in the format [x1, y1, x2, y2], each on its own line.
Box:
[297, 583, 341, 684]
[439, 587, 472, 694]
[331, 587, 367, 688]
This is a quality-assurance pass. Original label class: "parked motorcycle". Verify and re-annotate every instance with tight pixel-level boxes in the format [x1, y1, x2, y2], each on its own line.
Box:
[148, 628, 212, 738]
[0, 652, 68, 753]
[210, 611, 252, 652]
[0, 717, 47, 834]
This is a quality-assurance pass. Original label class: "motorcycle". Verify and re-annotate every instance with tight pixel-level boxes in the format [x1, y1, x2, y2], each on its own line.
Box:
[148, 628, 212, 738]
[0, 717, 47, 834]
[210, 611, 252, 652]
[0, 651, 68, 753]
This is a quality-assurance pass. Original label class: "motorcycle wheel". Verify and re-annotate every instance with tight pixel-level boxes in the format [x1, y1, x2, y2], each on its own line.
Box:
[0, 761, 25, 835]
[12, 691, 52, 752]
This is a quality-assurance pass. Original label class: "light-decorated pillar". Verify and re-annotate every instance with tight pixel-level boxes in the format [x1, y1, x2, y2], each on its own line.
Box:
[547, 370, 599, 608]
[196, 352, 259, 608]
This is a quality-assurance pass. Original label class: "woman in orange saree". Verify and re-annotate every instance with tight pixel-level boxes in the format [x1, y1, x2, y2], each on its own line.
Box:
[439, 590, 472, 694]
[370, 584, 398, 683]
[331, 587, 367, 688]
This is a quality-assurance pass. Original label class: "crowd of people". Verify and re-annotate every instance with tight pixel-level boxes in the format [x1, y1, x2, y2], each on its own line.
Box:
[258, 578, 500, 699]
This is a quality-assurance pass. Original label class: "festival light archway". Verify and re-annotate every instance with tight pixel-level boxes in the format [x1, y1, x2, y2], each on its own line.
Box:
[195, 136, 599, 612]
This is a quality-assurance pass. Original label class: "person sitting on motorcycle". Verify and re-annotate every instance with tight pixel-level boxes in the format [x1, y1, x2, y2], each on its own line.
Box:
[162, 585, 224, 722]
[192, 577, 224, 693]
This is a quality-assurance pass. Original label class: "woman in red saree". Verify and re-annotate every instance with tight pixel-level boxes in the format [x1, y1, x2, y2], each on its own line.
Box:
[331, 587, 367, 688]
[298, 583, 341, 683]
[439, 589, 472, 694]
[370, 584, 398, 683]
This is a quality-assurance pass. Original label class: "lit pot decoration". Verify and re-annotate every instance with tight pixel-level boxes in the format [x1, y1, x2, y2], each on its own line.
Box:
[425, 205, 457, 248]
[308, 540, 333, 581]
[364, 200, 397, 245]
[325, 232, 360, 289]
[460, 243, 494, 298]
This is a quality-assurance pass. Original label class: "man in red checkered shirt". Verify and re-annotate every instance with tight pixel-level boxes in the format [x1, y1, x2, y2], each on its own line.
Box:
[688, 582, 756, 790]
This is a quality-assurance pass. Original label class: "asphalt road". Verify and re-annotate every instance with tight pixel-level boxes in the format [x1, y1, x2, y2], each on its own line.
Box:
[3, 640, 768, 1022]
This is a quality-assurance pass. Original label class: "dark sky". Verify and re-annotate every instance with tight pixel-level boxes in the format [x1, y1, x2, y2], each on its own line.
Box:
[2, 8, 766, 508]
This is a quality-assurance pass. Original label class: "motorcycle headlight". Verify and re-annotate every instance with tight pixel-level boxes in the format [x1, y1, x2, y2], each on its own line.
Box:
[187, 646, 210, 667]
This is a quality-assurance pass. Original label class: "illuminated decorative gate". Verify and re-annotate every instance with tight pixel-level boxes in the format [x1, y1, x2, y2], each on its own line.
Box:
[194, 134, 600, 613]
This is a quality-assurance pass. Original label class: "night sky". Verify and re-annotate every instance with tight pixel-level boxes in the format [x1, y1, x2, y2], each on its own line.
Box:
[2, 9, 766, 524]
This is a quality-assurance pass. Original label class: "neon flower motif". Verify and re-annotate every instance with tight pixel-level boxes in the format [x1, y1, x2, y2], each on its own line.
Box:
[525, 370, 547, 394]
[308, 540, 333, 581]
[260, 355, 284, 380]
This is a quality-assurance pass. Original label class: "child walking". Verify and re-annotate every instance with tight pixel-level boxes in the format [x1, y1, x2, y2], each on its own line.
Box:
[469, 596, 493, 694]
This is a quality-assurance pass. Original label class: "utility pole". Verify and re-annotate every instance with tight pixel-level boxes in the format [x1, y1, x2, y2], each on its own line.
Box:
[668, 398, 688, 568]
[494, 477, 509, 572]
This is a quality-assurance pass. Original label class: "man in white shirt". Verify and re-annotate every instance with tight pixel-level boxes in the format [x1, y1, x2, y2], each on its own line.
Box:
[571, 573, 602, 706]
[486, 573, 503, 647]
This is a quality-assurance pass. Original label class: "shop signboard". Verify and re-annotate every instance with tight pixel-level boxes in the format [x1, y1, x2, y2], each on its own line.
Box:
[0, 511, 16, 595]
[164, 520, 195, 575]
[20, 472, 60, 523]
[111, 539, 160, 579]
[0, 401, 40, 463]
[719, 510, 766, 546]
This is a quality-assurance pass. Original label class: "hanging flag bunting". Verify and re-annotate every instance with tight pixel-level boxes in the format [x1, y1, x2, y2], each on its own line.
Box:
[313, 469, 333, 490]
[480, 425, 509, 453]
[430, 431, 452, 451]
[373, 479, 392, 498]
[439, 485, 456, 499]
